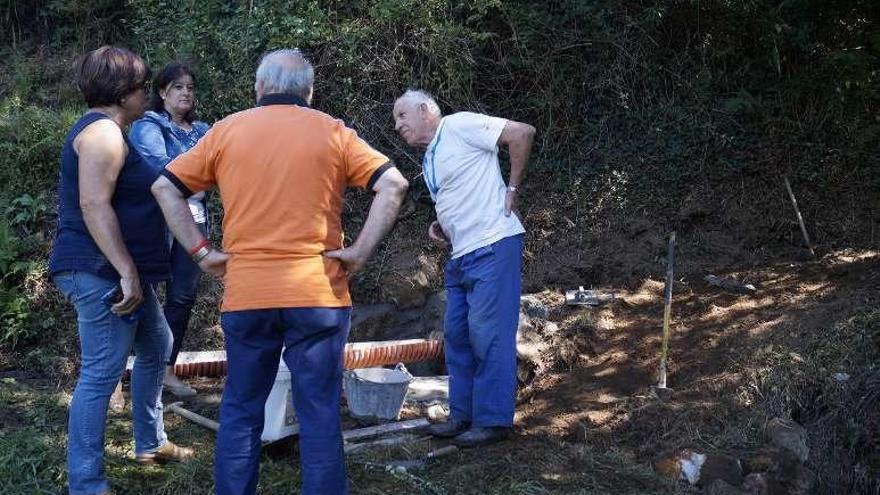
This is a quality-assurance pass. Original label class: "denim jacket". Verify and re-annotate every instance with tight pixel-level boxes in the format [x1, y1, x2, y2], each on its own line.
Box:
[130, 110, 210, 223]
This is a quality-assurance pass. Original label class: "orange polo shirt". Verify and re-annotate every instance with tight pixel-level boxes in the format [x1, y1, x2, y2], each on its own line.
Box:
[164, 93, 390, 311]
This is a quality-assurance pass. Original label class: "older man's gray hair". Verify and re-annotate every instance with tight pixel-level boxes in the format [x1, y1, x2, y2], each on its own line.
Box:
[256, 49, 314, 100]
[398, 89, 442, 116]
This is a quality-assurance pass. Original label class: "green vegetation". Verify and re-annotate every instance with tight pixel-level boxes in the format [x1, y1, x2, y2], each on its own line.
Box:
[1, 1, 877, 353]
[0, 1, 878, 493]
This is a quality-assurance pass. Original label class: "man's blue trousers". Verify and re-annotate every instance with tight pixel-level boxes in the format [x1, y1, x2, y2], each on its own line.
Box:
[215, 307, 351, 495]
[443, 234, 523, 427]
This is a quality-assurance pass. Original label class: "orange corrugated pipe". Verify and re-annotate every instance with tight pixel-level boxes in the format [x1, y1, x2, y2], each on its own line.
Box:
[165, 339, 444, 378]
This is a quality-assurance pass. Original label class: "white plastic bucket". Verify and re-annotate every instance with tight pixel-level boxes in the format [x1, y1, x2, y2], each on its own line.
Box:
[343, 363, 413, 421]
[262, 360, 297, 442]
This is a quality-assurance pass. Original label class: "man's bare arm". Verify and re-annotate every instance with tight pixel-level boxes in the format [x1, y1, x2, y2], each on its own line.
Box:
[324, 164, 409, 273]
[151, 175, 228, 276]
[498, 120, 536, 216]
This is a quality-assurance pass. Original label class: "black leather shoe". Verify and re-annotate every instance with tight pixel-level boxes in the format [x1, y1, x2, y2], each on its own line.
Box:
[427, 420, 471, 438]
[451, 426, 512, 447]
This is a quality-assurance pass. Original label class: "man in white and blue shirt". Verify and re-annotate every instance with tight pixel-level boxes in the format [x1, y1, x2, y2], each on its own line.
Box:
[393, 89, 536, 447]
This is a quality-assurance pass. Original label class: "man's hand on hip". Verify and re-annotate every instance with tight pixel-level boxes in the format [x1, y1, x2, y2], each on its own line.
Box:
[198, 250, 230, 277]
[324, 245, 369, 275]
[504, 190, 519, 217]
[428, 220, 449, 247]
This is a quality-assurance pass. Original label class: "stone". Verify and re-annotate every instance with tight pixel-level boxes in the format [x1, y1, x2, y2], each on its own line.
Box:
[679, 451, 706, 485]
[109, 380, 125, 413]
[704, 479, 749, 495]
[698, 454, 744, 487]
[520, 294, 549, 319]
[741, 449, 813, 495]
[349, 303, 396, 341]
[831, 372, 850, 382]
[420, 291, 447, 336]
[380, 252, 439, 309]
[516, 316, 549, 372]
[767, 418, 809, 462]
[542, 321, 560, 334]
[652, 449, 706, 485]
[653, 453, 683, 479]
[741, 473, 769, 494]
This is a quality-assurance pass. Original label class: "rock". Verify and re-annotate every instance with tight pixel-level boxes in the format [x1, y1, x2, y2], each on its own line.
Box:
[680, 451, 706, 485]
[831, 372, 850, 382]
[698, 454, 744, 487]
[704, 479, 749, 495]
[741, 473, 769, 494]
[380, 252, 439, 309]
[775, 457, 814, 495]
[705, 274, 757, 295]
[653, 450, 742, 488]
[741, 448, 813, 495]
[516, 316, 549, 371]
[350, 303, 396, 341]
[741, 449, 778, 474]
[542, 321, 560, 335]
[767, 418, 809, 462]
[653, 449, 706, 485]
[420, 291, 447, 336]
[426, 403, 449, 421]
[109, 380, 125, 413]
[520, 295, 549, 319]
[653, 453, 683, 479]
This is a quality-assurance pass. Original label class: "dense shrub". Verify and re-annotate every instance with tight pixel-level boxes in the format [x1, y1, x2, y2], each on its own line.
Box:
[0, 0, 877, 351]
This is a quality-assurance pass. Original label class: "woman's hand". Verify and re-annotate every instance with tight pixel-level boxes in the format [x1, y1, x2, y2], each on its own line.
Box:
[112, 274, 144, 315]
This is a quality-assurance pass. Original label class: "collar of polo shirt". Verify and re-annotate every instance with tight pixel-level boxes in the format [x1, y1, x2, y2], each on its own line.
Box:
[257, 93, 310, 107]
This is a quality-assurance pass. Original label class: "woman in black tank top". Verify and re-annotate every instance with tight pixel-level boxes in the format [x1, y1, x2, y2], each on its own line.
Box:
[48, 46, 192, 495]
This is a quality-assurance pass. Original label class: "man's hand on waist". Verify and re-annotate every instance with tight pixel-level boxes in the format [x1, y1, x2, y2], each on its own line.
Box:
[428, 220, 449, 247]
[324, 245, 369, 275]
[197, 249, 229, 277]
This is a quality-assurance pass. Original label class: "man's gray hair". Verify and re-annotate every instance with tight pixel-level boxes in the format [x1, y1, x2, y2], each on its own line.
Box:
[399, 89, 441, 116]
[256, 49, 314, 99]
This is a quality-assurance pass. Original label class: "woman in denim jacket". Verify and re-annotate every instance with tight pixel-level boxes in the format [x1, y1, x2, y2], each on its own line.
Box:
[130, 62, 210, 397]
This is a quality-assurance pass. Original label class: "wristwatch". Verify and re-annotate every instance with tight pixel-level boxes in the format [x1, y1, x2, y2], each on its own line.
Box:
[507, 185, 518, 193]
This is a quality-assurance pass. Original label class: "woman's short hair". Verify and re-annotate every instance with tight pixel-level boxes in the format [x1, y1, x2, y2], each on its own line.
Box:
[77, 46, 151, 108]
[148, 61, 198, 123]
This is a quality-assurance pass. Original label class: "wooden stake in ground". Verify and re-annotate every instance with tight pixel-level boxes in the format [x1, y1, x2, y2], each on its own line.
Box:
[657, 231, 676, 390]
[784, 176, 816, 257]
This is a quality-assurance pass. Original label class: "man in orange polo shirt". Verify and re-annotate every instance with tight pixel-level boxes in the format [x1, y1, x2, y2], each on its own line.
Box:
[150, 49, 408, 495]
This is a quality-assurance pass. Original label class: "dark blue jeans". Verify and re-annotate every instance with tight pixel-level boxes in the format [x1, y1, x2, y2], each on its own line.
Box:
[444, 234, 523, 427]
[215, 307, 351, 495]
[164, 222, 207, 366]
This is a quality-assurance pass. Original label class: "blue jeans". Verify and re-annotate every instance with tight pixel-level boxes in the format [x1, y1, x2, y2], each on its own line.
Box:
[53, 271, 171, 495]
[215, 307, 351, 495]
[164, 222, 207, 365]
[444, 234, 523, 427]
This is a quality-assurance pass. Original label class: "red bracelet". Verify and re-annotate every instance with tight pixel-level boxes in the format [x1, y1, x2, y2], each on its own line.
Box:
[187, 238, 210, 257]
